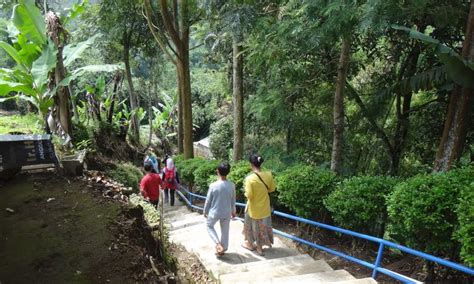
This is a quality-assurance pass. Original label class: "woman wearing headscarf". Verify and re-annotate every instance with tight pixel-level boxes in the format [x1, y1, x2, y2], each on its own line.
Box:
[242, 154, 276, 256]
[161, 157, 180, 206]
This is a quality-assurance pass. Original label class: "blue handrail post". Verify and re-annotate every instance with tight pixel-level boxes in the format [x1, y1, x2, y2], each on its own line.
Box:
[189, 191, 193, 206]
[372, 243, 385, 279]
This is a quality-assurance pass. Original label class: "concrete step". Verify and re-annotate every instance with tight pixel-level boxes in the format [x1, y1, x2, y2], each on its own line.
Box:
[164, 210, 199, 222]
[168, 214, 205, 230]
[212, 254, 316, 279]
[335, 278, 377, 284]
[251, 269, 355, 283]
[219, 259, 333, 283]
[162, 203, 187, 213]
[169, 219, 295, 259]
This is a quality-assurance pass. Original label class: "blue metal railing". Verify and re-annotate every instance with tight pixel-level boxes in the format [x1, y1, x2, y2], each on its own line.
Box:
[175, 186, 474, 283]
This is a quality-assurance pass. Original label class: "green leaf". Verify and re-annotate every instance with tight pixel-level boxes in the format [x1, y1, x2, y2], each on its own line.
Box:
[12, 0, 47, 45]
[62, 34, 99, 67]
[31, 39, 57, 89]
[38, 96, 54, 114]
[393, 25, 474, 88]
[0, 41, 28, 72]
[439, 54, 474, 89]
[0, 78, 33, 96]
[58, 64, 123, 87]
[63, 0, 89, 25]
[95, 75, 106, 97]
[16, 33, 42, 67]
[392, 25, 439, 44]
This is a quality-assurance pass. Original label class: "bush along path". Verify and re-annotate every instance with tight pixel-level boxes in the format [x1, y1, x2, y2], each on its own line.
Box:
[152, 195, 377, 284]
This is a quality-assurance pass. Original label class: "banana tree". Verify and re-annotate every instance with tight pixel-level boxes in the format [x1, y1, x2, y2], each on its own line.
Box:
[0, 0, 121, 137]
[393, 24, 474, 171]
[152, 89, 178, 145]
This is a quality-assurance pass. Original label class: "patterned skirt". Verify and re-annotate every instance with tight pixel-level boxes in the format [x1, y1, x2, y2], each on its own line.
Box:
[243, 212, 274, 247]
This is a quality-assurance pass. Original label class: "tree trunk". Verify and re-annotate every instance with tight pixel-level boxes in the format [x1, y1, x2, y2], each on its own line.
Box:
[146, 0, 193, 158]
[123, 36, 140, 142]
[178, 0, 193, 159]
[108, 72, 121, 124]
[176, 67, 184, 154]
[177, 53, 193, 159]
[46, 11, 72, 139]
[330, 35, 351, 174]
[434, 1, 474, 172]
[232, 34, 244, 162]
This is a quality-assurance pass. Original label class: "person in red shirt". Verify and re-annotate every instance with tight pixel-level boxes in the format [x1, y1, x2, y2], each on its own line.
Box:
[140, 161, 161, 208]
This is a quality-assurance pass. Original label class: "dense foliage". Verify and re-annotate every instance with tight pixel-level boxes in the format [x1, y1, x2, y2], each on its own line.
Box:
[227, 160, 252, 201]
[277, 165, 337, 220]
[456, 167, 474, 266]
[209, 116, 233, 160]
[324, 175, 399, 237]
[386, 167, 473, 261]
[174, 156, 205, 188]
[193, 160, 220, 195]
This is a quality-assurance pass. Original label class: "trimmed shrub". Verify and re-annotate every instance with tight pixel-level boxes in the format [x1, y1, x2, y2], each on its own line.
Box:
[107, 162, 143, 192]
[454, 166, 474, 266]
[324, 175, 399, 237]
[227, 160, 252, 202]
[228, 161, 251, 189]
[194, 160, 220, 194]
[386, 168, 472, 259]
[277, 165, 337, 220]
[175, 157, 205, 187]
[173, 154, 185, 166]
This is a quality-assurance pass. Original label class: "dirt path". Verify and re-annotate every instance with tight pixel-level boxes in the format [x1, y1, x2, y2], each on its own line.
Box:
[0, 173, 166, 283]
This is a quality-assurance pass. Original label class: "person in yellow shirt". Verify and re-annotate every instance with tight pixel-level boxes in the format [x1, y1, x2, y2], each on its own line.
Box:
[242, 154, 276, 256]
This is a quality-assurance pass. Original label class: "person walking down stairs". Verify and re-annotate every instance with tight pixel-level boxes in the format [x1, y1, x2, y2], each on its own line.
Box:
[161, 157, 180, 206]
[204, 162, 237, 256]
[242, 154, 276, 256]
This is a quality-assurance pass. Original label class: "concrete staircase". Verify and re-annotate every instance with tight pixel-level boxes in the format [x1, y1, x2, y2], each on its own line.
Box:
[163, 201, 377, 284]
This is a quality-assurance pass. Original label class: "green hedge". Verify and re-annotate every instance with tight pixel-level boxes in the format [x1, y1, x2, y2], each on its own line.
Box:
[175, 157, 205, 187]
[324, 175, 399, 237]
[386, 168, 472, 260]
[277, 165, 337, 220]
[107, 162, 143, 192]
[227, 161, 252, 200]
[454, 166, 474, 266]
[194, 160, 220, 195]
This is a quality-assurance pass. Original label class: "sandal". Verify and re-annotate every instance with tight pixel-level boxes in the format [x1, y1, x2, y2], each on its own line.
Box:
[256, 247, 265, 256]
[241, 243, 255, 251]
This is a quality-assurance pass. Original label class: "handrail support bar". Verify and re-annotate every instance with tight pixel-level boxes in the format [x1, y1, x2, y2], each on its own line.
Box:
[372, 243, 385, 279]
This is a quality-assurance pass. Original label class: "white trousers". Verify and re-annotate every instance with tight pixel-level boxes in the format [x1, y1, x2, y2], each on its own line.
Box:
[206, 217, 231, 250]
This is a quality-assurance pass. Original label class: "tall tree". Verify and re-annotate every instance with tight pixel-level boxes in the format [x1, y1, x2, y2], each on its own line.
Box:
[330, 35, 351, 174]
[99, 0, 149, 142]
[232, 27, 244, 161]
[434, 0, 474, 172]
[203, 1, 258, 161]
[144, 0, 197, 158]
[320, 0, 361, 174]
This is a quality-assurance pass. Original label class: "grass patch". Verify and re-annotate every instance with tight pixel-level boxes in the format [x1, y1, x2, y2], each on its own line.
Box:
[0, 114, 43, 134]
